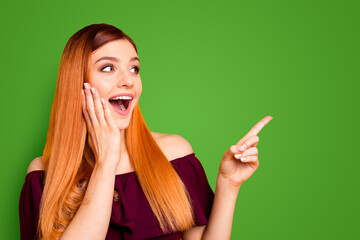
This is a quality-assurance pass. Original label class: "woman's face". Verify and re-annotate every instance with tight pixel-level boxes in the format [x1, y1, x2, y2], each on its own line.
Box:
[88, 39, 142, 130]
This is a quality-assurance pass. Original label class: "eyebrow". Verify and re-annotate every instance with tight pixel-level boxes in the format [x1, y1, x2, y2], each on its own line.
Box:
[95, 56, 140, 64]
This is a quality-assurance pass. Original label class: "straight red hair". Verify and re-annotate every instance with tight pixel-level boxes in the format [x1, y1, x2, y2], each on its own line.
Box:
[38, 23, 195, 239]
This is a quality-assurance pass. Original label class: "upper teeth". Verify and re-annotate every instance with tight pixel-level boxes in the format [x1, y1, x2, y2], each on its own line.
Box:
[110, 96, 133, 100]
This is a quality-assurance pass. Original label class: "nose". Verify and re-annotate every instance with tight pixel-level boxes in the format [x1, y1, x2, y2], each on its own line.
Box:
[116, 70, 134, 88]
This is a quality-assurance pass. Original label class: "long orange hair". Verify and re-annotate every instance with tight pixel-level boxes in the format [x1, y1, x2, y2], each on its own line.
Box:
[38, 23, 195, 239]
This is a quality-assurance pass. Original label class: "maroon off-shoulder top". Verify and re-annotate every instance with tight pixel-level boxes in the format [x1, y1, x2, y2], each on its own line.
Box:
[19, 153, 215, 240]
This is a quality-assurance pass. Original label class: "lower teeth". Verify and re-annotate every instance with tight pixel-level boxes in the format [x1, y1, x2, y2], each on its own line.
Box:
[120, 104, 126, 111]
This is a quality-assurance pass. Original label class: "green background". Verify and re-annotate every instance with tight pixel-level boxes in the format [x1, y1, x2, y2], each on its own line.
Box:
[1, 0, 359, 239]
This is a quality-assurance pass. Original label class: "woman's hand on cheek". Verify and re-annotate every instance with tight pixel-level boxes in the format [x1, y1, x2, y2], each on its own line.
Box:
[218, 116, 273, 188]
[82, 82, 121, 169]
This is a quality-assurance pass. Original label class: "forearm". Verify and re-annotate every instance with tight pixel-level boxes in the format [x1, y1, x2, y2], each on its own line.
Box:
[201, 174, 240, 240]
[60, 163, 116, 240]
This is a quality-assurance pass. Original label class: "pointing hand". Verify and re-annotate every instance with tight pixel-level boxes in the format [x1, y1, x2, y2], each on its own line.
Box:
[219, 116, 273, 188]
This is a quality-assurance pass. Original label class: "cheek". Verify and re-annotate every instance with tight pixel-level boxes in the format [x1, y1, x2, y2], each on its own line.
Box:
[137, 80, 143, 96]
[89, 82, 109, 99]
[93, 86, 106, 98]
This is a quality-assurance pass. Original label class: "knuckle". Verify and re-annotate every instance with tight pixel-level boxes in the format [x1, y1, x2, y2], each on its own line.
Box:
[108, 126, 115, 133]
[110, 129, 118, 136]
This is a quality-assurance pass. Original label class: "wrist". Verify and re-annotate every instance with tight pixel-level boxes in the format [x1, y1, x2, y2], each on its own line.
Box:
[94, 161, 117, 175]
[216, 173, 241, 193]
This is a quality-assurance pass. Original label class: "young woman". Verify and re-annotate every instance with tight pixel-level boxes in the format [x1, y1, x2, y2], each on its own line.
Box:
[19, 23, 273, 240]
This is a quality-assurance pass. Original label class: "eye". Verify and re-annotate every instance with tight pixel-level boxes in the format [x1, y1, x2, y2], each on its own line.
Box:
[100, 64, 115, 72]
[130, 66, 140, 74]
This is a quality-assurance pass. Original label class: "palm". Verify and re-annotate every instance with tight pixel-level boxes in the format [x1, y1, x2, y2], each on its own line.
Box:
[220, 156, 257, 185]
[218, 116, 273, 188]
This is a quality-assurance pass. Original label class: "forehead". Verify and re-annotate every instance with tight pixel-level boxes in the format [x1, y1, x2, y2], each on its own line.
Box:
[91, 39, 137, 62]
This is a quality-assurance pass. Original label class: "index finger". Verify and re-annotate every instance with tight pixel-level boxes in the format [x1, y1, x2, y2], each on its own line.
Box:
[244, 116, 273, 138]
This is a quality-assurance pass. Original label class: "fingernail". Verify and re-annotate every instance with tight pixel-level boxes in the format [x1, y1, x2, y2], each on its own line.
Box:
[101, 98, 105, 105]
[91, 87, 96, 94]
[235, 153, 242, 158]
[84, 83, 90, 89]
[239, 144, 246, 152]
[240, 157, 247, 161]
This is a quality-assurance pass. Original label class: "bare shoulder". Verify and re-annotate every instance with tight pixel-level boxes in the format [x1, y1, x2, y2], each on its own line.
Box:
[151, 131, 194, 161]
[27, 156, 44, 174]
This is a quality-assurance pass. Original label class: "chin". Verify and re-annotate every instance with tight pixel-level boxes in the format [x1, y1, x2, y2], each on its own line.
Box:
[112, 111, 132, 129]
[117, 122, 130, 130]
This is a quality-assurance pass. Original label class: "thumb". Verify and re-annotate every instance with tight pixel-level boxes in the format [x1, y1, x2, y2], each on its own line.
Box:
[222, 145, 240, 162]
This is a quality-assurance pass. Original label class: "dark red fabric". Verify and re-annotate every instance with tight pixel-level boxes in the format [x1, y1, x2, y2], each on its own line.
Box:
[19, 153, 215, 240]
